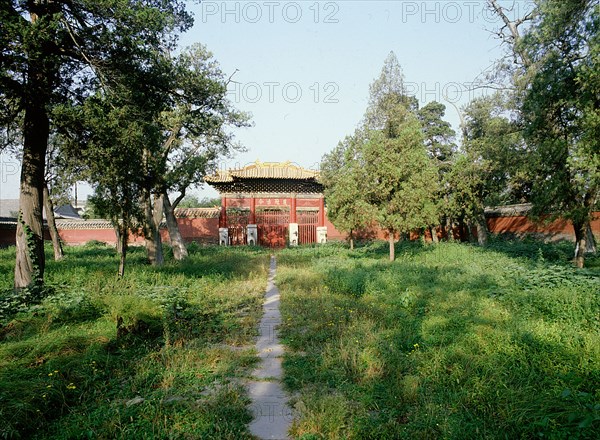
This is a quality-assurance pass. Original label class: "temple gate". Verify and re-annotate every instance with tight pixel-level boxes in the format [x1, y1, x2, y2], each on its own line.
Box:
[205, 161, 327, 247]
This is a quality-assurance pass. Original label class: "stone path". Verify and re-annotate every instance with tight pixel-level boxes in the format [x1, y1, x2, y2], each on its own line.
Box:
[247, 256, 293, 439]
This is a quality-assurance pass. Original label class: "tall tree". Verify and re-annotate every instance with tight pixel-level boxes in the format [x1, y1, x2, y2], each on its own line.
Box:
[146, 44, 249, 263]
[364, 51, 419, 133]
[1, 0, 192, 288]
[324, 52, 438, 259]
[491, 0, 599, 267]
[321, 131, 372, 249]
[82, 85, 157, 277]
[449, 94, 532, 245]
[43, 137, 80, 261]
[417, 101, 457, 242]
[522, 0, 599, 267]
[362, 107, 439, 260]
[133, 44, 249, 264]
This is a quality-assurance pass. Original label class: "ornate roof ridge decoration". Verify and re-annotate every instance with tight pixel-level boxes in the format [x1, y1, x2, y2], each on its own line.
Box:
[205, 160, 320, 183]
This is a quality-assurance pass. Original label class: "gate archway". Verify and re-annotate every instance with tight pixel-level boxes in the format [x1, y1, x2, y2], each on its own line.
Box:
[205, 161, 328, 248]
[257, 210, 289, 248]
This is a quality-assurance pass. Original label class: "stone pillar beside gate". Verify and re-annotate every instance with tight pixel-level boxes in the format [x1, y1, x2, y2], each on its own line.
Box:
[219, 196, 228, 245]
[247, 224, 258, 245]
[317, 196, 327, 244]
[219, 227, 229, 246]
[289, 223, 299, 246]
[289, 195, 298, 246]
[317, 226, 327, 244]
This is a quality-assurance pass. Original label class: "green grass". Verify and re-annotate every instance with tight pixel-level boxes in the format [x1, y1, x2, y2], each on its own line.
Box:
[0, 243, 270, 439]
[276, 239, 600, 439]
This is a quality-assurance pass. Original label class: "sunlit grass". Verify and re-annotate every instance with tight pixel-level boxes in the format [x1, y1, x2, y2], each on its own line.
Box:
[278, 239, 600, 439]
[0, 243, 269, 439]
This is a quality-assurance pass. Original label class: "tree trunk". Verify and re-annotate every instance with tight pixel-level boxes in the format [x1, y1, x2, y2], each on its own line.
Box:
[573, 220, 587, 268]
[153, 193, 164, 262]
[458, 219, 469, 242]
[388, 231, 395, 261]
[43, 183, 64, 261]
[144, 191, 163, 266]
[14, 88, 49, 289]
[14, 6, 58, 289]
[115, 226, 123, 255]
[430, 226, 439, 244]
[118, 225, 128, 278]
[585, 223, 596, 254]
[349, 229, 354, 250]
[446, 217, 455, 241]
[476, 212, 488, 247]
[163, 192, 188, 260]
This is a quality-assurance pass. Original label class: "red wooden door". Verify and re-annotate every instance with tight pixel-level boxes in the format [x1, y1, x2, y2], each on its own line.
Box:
[227, 210, 249, 245]
[256, 210, 289, 248]
[297, 211, 318, 244]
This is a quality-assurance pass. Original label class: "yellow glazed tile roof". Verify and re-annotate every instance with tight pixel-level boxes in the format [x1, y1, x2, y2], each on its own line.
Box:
[205, 160, 320, 183]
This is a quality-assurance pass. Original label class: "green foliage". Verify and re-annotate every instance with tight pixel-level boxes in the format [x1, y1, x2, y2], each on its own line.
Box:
[519, 0, 600, 226]
[321, 131, 373, 238]
[179, 195, 222, 208]
[417, 101, 457, 163]
[0, 244, 268, 438]
[322, 52, 440, 256]
[362, 110, 439, 236]
[459, 94, 531, 207]
[277, 240, 600, 439]
[158, 44, 250, 203]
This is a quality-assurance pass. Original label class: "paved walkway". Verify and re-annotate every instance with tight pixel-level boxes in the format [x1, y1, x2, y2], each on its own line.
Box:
[247, 256, 293, 439]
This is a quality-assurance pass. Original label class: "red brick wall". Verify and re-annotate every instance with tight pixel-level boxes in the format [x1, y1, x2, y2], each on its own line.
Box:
[487, 212, 600, 239]
[0, 226, 51, 247]
[2, 211, 599, 248]
[0, 227, 16, 247]
[54, 218, 220, 247]
[57, 228, 146, 246]
[162, 218, 220, 244]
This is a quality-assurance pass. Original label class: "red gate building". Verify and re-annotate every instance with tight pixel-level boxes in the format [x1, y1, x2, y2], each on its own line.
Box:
[205, 161, 327, 247]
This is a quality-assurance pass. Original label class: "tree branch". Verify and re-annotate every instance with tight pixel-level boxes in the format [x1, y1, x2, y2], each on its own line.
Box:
[488, 0, 535, 67]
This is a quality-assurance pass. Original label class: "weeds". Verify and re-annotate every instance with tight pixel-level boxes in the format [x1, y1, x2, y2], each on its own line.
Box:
[0, 244, 268, 439]
[278, 240, 600, 439]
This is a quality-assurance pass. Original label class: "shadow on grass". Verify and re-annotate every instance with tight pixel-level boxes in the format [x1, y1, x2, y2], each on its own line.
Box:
[277, 241, 600, 439]
[0, 243, 269, 439]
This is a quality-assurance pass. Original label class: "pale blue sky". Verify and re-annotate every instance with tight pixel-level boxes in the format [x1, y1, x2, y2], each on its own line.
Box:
[0, 1, 533, 201]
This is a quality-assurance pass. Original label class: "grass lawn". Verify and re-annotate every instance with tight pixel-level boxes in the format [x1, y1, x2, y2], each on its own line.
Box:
[0, 243, 270, 439]
[277, 239, 600, 439]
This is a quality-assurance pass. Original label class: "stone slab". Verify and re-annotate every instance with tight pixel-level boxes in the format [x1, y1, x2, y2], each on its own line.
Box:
[246, 256, 292, 439]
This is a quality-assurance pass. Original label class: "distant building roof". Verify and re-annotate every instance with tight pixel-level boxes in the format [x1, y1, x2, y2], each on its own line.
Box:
[1, 199, 84, 220]
[54, 204, 82, 220]
[0, 199, 19, 218]
[0, 217, 18, 229]
[485, 203, 533, 217]
[205, 161, 320, 183]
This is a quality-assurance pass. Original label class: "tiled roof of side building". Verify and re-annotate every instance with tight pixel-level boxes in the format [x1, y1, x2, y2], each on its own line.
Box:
[484, 203, 533, 217]
[174, 207, 221, 218]
[205, 160, 320, 183]
[55, 219, 114, 229]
